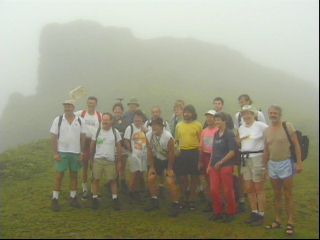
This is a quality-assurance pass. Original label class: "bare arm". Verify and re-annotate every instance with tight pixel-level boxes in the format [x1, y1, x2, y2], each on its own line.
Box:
[124, 139, 132, 153]
[51, 133, 60, 161]
[146, 138, 155, 169]
[291, 131, 303, 173]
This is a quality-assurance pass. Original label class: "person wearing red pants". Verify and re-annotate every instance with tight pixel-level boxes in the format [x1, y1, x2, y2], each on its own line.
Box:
[207, 112, 237, 222]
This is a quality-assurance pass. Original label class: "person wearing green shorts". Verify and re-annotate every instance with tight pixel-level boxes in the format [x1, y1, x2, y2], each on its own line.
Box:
[50, 100, 86, 211]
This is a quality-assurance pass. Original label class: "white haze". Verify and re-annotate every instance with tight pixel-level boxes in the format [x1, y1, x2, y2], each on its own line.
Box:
[0, 0, 319, 117]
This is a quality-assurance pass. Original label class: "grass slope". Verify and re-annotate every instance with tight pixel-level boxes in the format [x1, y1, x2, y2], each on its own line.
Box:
[0, 139, 318, 239]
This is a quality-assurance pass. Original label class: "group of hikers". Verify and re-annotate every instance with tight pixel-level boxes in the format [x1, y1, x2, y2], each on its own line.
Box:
[49, 94, 303, 236]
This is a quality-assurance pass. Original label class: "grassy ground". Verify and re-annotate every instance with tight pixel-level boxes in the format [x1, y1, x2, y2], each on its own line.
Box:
[0, 139, 318, 239]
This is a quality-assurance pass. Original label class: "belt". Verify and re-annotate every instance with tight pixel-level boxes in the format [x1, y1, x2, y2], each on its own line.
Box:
[240, 150, 264, 167]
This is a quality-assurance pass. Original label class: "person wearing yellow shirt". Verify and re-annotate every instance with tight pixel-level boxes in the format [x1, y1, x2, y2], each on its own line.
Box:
[175, 105, 202, 210]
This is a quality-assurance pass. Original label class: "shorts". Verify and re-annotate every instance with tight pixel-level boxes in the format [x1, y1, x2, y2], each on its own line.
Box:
[268, 159, 294, 180]
[128, 154, 147, 173]
[241, 155, 264, 182]
[93, 158, 117, 182]
[175, 149, 200, 176]
[154, 158, 168, 176]
[56, 152, 81, 172]
[200, 152, 211, 175]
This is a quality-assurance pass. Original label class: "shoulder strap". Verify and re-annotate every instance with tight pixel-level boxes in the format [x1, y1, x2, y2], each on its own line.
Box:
[97, 112, 102, 124]
[81, 110, 86, 118]
[57, 115, 63, 139]
[95, 126, 101, 140]
[130, 124, 134, 141]
[112, 127, 117, 144]
[77, 117, 81, 126]
[237, 112, 242, 127]
[282, 121, 293, 146]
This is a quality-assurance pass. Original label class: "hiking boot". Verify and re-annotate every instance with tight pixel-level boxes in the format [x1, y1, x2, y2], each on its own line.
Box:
[188, 201, 196, 211]
[144, 198, 160, 212]
[202, 201, 212, 213]
[238, 202, 246, 214]
[169, 202, 180, 218]
[112, 198, 121, 211]
[51, 198, 60, 212]
[81, 191, 89, 201]
[92, 197, 100, 210]
[245, 212, 260, 224]
[250, 214, 264, 226]
[70, 197, 82, 208]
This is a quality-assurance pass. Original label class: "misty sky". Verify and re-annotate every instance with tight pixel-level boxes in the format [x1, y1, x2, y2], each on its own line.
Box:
[0, 0, 318, 117]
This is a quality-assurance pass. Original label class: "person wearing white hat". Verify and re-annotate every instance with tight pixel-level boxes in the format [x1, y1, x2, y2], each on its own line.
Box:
[199, 110, 218, 212]
[49, 100, 86, 211]
[237, 104, 268, 226]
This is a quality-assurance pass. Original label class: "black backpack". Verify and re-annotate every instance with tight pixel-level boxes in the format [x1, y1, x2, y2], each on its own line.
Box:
[282, 122, 309, 162]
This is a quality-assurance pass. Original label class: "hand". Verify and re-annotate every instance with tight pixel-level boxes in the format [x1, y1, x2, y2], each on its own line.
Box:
[214, 161, 223, 171]
[296, 162, 304, 174]
[80, 153, 84, 161]
[54, 153, 61, 161]
[167, 168, 175, 177]
[240, 135, 250, 141]
[206, 165, 211, 175]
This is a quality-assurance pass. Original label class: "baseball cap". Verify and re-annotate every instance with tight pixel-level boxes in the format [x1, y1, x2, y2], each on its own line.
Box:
[240, 105, 257, 115]
[205, 110, 216, 116]
[62, 99, 75, 106]
[127, 98, 139, 106]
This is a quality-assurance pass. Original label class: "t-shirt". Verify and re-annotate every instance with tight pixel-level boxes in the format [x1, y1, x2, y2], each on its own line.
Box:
[265, 122, 296, 161]
[146, 130, 173, 161]
[144, 119, 171, 133]
[92, 128, 122, 161]
[175, 121, 202, 150]
[75, 110, 101, 138]
[124, 124, 147, 160]
[238, 121, 268, 156]
[200, 127, 219, 154]
[113, 116, 129, 139]
[234, 111, 267, 129]
[211, 129, 237, 168]
[50, 114, 86, 154]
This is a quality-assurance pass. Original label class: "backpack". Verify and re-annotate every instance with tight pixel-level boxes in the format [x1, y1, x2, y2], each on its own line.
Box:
[81, 110, 102, 124]
[57, 115, 82, 139]
[282, 122, 309, 162]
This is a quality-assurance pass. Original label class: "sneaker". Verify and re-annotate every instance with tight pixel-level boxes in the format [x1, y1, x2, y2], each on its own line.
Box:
[169, 202, 180, 218]
[202, 201, 212, 213]
[70, 197, 82, 208]
[144, 198, 160, 212]
[250, 214, 264, 226]
[81, 191, 89, 200]
[188, 201, 196, 211]
[208, 214, 223, 221]
[51, 198, 60, 212]
[112, 198, 121, 211]
[92, 197, 100, 210]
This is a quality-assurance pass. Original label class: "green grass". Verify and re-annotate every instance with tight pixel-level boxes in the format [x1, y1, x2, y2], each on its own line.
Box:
[0, 139, 318, 239]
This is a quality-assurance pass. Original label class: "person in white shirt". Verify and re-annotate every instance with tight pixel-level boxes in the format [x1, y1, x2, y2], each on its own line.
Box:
[144, 118, 181, 217]
[124, 110, 148, 201]
[50, 99, 86, 211]
[234, 94, 266, 128]
[90, 113, 122, 210]
[75, 96, 102, 199]
[237, 105, 268, 226]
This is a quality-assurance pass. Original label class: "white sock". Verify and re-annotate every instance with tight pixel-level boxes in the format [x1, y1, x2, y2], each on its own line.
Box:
[82, 183, 88, 192]
[70, 191, 77, 198]
[252, 210, 258, 214]
[53, 191, 59, 199]
[152, 196, 158, 199]
[259, 212, 265, 216]
[112, 194, 118, 200]
[93, 195, 98, 199]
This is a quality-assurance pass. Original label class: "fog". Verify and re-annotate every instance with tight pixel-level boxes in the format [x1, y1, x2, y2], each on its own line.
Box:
[0, 0, 319, 118]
